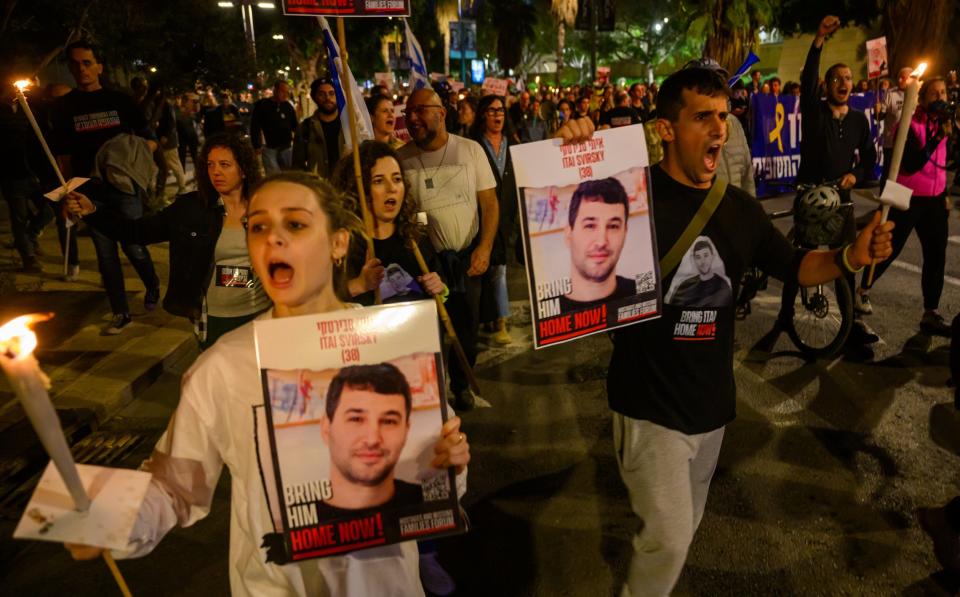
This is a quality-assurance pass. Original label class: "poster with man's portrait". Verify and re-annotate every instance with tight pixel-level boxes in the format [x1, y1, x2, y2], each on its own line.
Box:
[254, 302, 464, 562]
[510, 125, 662, 349]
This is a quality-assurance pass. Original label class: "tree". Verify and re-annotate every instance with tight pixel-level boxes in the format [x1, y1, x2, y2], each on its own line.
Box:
[489, 0, 536, 73]
[883, 0, 954, 74]
[550, 0, 578, 86]
[691, 0, 776, 74]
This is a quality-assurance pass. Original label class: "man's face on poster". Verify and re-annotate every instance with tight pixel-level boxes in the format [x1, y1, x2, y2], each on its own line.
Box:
[321, 386, 409, 489]
[693, 246, 715, 277]
[565, 198, 627, 285]
[387, 269, 408, 294]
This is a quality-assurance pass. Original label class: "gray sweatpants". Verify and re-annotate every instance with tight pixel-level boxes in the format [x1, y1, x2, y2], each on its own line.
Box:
[612, 413, 725, 597]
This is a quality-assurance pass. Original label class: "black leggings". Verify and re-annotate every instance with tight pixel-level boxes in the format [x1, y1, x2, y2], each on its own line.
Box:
[860, 194, 948, 311]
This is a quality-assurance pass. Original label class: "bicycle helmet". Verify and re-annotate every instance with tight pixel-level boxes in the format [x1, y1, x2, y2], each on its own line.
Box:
[795, 185, 844, 246]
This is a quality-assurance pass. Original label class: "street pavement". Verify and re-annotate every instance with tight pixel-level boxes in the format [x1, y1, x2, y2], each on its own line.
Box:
[0, 181, 959, 596]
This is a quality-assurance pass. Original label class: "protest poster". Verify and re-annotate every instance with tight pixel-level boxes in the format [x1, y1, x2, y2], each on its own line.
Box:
[393, 103, 411, 142]
[510, 125, 661, 349]
[481, 77, 508, 97]
[254, 301, 464, 562]
[282, 0, 410, 17]
[866, 37, 889, 79]
[751, 93, 883, 197]
[374, 72, 395, 90]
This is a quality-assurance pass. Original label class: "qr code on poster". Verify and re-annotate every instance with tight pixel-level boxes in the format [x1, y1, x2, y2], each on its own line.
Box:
[421, 473, 451, 502]
[635, 271, 655, 293]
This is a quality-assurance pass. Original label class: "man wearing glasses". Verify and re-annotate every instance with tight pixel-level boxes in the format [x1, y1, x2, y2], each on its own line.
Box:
[292, 78, 345, 178]
[781, 15, 880, 347]
[397, 88, 498, 411]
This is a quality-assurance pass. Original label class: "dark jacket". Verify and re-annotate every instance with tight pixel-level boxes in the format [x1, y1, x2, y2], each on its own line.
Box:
[86, 188, 224, 319]
[475, 134, 518, 266]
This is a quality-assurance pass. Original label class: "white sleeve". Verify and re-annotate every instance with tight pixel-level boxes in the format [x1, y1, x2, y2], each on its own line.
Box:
[112, 365, 226, 559]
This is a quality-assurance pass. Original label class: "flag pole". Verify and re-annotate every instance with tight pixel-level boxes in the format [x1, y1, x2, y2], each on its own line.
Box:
[335, 17, 381, 304]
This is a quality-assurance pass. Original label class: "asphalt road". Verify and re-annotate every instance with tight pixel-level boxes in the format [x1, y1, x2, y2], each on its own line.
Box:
[1, 188, 959, 596]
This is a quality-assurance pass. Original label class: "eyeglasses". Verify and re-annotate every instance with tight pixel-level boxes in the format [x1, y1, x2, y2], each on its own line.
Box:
[485, 107, 506, 115]
[830, 75, 853, 84]
[402, 105, 443, 118]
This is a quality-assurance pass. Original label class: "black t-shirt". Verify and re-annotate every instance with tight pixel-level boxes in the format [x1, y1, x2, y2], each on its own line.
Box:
[320, 117, 342, 174]
[250, 98, 297, 149]
[599, 106, 641, 128]
[796, 45, 877, 185]
[346, 231, 441, 306]
[52, 88, 152, 177]
[607, 165, 800, 434]
[558, 276, 636, 312]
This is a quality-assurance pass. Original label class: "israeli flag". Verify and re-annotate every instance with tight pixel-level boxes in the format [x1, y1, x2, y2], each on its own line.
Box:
[317, 16, 374, 149]
[404, 18, 429, 90]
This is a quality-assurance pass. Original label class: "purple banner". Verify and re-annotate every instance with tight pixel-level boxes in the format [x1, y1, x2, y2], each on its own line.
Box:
[750, 92, 883, 197]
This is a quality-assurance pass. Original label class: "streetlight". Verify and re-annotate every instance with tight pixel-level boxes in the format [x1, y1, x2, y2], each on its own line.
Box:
[218, 0, 275, 64]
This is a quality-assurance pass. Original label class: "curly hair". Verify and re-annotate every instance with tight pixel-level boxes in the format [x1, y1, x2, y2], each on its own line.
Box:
[196, 132, 261, 205]
[247, 170, 365, 301]
[469, 94, 516, 141]
[330, 140, 424, 244]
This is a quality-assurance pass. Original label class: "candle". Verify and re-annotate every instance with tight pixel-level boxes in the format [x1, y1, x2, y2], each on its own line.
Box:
[866, 62, 926, 286]
[14, 81, 75, 275]
[13, 81, 67, 189]
[0, 314, 90, 512]
[886, 62, 926, 184]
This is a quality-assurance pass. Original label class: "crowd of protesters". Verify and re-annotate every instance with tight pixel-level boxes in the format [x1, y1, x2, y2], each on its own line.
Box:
[2, 13, 960, 595]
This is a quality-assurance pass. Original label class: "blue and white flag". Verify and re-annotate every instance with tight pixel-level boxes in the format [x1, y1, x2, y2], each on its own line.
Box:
[403, 18, 429, 91]
[728, 50, 761, 88]
[317, 16, 374, 150]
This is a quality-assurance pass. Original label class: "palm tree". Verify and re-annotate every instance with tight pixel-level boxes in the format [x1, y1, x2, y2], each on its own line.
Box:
[694, 0, 775, 74]
[550, 0, 578, 86]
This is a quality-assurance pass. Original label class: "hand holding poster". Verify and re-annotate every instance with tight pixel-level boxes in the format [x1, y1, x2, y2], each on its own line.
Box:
[255, 302, 465, 562]
[511, 125, 662, 348]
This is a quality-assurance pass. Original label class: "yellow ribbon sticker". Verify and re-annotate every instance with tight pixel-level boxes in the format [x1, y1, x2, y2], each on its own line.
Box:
[768, 102, 785, 153]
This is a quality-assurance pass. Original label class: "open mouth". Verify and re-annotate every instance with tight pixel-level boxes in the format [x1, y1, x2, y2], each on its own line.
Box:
[704, 143, 722, 171]
[384, 198, 398, 208]
[267, 259, 294, 287]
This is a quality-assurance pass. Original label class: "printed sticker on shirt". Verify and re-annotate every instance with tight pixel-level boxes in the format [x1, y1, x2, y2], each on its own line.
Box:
[672, 309, 719, 341]
[216, 265, 256, 288]
[73, 110, 121, 133]
[378, 264, 424, 302]
[664, 236, 733, 308]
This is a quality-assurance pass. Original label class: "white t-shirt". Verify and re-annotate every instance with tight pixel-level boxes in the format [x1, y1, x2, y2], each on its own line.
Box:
[398, 134, 496, 253]
[116, 309, 442, 597]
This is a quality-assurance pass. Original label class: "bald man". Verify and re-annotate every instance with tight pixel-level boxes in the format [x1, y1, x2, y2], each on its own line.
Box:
[397, 88, 498, 411]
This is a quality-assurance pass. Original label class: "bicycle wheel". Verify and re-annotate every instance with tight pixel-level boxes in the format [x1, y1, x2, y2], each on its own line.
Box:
[785, 276, 853, 359]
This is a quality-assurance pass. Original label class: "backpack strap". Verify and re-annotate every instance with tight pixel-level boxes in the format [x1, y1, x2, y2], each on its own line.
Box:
[659, 177, 728, 279]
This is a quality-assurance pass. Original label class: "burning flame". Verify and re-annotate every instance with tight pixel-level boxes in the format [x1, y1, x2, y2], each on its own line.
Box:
[912, 63, 928, 80]
[0, 314, 52, 359]
[14, 79, 31, 91]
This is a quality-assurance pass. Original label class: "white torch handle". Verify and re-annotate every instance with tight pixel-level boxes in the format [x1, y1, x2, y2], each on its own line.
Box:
[887, 81, 920, 183]
[15, 89, 68, 189]
[1, 355, 90, 511]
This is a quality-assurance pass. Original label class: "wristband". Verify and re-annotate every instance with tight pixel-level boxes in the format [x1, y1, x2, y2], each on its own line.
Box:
[841, 244, 864, 274]
[440, 284, 450, 303]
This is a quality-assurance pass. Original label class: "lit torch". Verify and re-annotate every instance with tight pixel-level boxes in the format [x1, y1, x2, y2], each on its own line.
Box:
[0, 314, 90, 511]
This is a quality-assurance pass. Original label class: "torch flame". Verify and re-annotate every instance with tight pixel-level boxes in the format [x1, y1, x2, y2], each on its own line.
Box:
[912, 63, 928, 79]
[14, 79, 31, 91]
[0, 314, 53, 360]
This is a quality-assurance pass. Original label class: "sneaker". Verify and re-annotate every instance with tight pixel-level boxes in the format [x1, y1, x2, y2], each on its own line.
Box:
[418, 551, 456, 596]
[917, 506, 960, 575]
[492, 318, 512, 346]
[103, 314, 132, 335]
[848, 320, 880, 345]
[920, 311, 952, 337]
[453, 388, 476, 412]
[854, 290, 873, 315]
[144, 286, 161, 311]
[20, 257, 43, 273]
[63, 264, 80, 282]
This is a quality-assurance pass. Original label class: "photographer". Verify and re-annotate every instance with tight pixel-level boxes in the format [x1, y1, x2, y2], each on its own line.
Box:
[861, 77, 954, 336]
